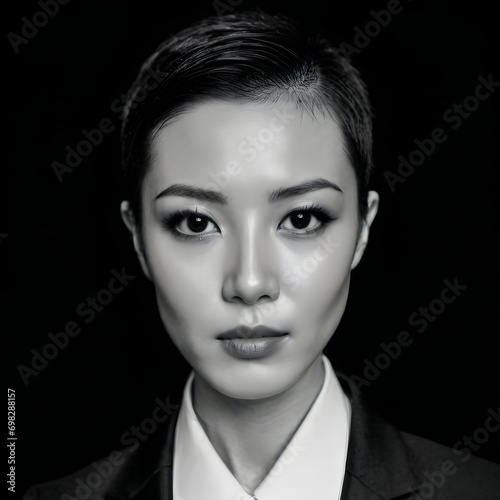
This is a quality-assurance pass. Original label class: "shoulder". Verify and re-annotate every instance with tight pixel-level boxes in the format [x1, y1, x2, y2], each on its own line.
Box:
[337, 371, 500, 498]
[21, 442, 140, 500]
[22, 408, 179, 500]
[22, 459, 115, 500]
[399, 430, 500, 499]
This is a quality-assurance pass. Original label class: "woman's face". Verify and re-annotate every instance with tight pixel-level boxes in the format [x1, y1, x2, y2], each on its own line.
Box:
[122, 99, 378, 399]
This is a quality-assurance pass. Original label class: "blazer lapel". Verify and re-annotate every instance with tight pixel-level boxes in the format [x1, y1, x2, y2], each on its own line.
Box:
[104, 406, 179, 500]
[105, 376, 423, 500]
[337, 373, 422, 499]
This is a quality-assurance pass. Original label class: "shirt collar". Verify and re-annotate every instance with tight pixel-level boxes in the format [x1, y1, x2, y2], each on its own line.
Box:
[104, 362, 423, 500]
[173, 355, 351, 500]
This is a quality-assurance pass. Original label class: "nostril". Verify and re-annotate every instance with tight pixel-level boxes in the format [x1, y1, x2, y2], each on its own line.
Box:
[221, 253, 280, 304]
[230, 293, 274, 306]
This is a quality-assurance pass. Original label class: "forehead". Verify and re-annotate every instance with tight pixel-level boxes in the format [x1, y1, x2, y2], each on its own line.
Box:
[145, 100, 356, 196]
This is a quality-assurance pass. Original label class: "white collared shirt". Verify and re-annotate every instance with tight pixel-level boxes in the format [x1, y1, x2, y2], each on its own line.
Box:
[172, 355, 351, 500]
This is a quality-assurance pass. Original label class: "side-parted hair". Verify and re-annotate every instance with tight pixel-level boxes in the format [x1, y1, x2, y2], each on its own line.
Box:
[121, 10, 373, 225]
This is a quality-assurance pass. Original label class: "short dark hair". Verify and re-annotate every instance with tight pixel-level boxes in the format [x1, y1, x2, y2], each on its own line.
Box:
[120, 10, 374, 225]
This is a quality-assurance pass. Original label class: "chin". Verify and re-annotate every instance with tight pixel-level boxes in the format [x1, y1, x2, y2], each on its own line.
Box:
[204, 360, 306, 401]
[213, 380, 293, 401]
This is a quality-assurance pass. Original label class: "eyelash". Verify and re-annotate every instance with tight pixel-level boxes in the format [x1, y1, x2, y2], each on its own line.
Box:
[160, 204, 336, 241]
[160, 209, 214, 241]
[279, 204, 336, 237]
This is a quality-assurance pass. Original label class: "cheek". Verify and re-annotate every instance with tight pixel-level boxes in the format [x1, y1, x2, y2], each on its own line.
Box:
[295, 255, 351, 323]
[282, 230, 357, 332]
[142, 230, 223, 327]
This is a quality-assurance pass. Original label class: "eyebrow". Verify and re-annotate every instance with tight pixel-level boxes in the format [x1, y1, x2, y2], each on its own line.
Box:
[155, 184, 228, 205]
[154, 177, 343, 205]
[269, 178, 343, 203]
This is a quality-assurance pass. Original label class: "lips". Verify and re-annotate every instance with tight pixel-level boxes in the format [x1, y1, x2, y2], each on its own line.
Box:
[216, 325, 289, 359]
[216, 325, 288, 340]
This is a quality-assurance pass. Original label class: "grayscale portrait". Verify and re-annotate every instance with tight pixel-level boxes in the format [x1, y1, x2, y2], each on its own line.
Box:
[8, 1, 498, 499]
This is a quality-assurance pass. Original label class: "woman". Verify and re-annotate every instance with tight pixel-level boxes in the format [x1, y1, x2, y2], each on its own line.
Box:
[23, 9, 499, 500]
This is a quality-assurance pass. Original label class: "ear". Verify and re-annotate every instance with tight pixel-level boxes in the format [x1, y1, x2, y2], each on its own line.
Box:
[120, 201, 152, 280]
[351, 191, 379, 270]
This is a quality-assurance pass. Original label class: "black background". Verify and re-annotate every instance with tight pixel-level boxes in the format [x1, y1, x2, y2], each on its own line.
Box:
[5, 0, 499, 495]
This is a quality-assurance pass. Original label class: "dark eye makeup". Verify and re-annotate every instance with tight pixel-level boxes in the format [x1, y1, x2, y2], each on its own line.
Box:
[161, 209, 219, 241]
[278, 204, 336, 237]
[160, 204, 337, 241]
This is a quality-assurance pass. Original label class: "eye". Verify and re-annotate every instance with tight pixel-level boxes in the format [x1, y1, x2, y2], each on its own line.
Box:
[178, 213, 218, 235]
[161, 210, 220, 239]
[280, 211, 319, 231]
[278, 205, 335, 236]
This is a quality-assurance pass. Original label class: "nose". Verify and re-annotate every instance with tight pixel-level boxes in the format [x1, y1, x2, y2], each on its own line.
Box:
[222, 229, 280, 305]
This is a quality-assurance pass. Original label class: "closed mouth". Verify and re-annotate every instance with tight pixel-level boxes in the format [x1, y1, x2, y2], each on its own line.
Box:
[216, 325, 288, 340]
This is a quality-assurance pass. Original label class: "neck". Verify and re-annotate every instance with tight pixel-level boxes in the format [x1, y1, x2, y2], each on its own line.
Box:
[192, 355, 325, 493]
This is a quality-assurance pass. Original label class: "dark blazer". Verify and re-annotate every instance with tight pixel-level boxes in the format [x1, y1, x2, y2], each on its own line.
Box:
[23, 374, 500, 500]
